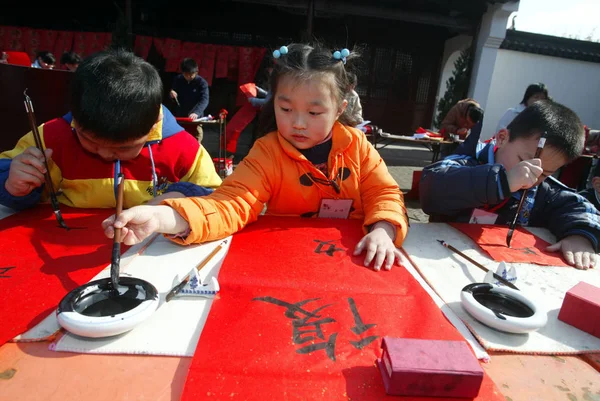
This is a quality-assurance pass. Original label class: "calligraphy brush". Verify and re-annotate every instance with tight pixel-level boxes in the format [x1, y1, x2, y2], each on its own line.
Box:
[110, 172, 125, 292]
[166, 239, 228, 302]
[437, 239, 519, 290]
[506, 133, 547, 248]
[23, 89, 69, 230]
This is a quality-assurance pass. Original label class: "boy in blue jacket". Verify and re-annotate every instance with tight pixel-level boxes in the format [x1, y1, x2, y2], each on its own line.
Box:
[420, 100, 600, 270]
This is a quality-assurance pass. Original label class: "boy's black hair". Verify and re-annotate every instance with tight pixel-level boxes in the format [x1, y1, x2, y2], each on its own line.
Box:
[36, 51, 56, 65]
[60, 51, 82, 65]
[180, 58, 198, 74]
[258, 43, 361, 135]
[69, 49, 163, 142]
[467, 105, 484, 124]
[520, 83, 548, 105]
[507, 100, 584, 161]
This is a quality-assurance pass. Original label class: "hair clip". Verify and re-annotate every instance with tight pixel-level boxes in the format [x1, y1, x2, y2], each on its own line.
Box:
[273, 46, 289, 59]
[333, 48, 350, 65]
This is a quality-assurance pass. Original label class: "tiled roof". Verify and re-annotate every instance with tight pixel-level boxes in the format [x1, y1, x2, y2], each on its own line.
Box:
[501, 29, 600, 63]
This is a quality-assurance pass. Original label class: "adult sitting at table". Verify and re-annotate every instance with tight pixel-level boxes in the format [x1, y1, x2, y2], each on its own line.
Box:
[495, 83, 549, 133]
[440, 98, 483, 140]
[439, 98, 483, 158]
[0, 49, 221, 211]
[169, 58, 209, 141]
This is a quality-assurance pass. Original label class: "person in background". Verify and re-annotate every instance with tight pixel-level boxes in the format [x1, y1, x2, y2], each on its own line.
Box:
[31, 51, 56, 69]
[0, 52, 8, 64]
[60, 51, 82, 71]
[496, 83, 549, 133]
[440, 98, 483, 139]
[170, 58, 209, 121]
[345, 72, 363, 125]
[170, 58, 209, 142]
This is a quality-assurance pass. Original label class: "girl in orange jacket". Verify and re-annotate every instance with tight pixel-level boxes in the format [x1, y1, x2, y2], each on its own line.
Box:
[103, 43, 409, 271]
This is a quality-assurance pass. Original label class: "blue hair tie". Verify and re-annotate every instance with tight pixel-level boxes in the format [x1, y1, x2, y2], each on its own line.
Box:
[333, 48, 350, 65]
[273, 45, 289, 59]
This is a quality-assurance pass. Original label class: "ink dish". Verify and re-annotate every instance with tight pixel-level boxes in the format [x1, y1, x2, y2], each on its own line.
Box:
[460, 283, 547, 334]
[57, 277, 159, 338]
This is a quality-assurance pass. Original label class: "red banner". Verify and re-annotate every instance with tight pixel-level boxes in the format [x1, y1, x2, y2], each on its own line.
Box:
[134, 35, 153, 60]
[163, 38, 182, 72]
[4, 26, 26, 52]
[197, 44, 216, 86]
[54, 31, 74, 68]
[449, 223, 569, 266]
[181, 217, 503, 401]
[0, 205, 123, 346]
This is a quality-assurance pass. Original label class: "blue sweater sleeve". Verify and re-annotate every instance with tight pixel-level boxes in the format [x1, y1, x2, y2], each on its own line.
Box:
[419, 156, 511, 217]
[0, 159, 42, 210]
[537, 179, 600, 251]
[190, 77, 210, 116]
[165, 181, 214, 197]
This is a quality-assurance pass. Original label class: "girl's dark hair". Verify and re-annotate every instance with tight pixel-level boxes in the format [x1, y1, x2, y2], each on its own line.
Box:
[70, 49, 163, 142]
[257, 43, 361, 136]
[520, 83, 548, 105]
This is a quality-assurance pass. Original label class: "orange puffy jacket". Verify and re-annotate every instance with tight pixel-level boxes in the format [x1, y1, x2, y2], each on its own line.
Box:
[164, 121, 408, 247]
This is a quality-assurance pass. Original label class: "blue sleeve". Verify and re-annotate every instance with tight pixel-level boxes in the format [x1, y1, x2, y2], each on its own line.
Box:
[0, 159, 42, 210]
[453, 120, 483, 157]
[190, 77, 210, 116]
[419, 156, 511, 217]
[165, 181, 214, 197]
[538, 181, 600, 251]
[249, 97, 269, 108]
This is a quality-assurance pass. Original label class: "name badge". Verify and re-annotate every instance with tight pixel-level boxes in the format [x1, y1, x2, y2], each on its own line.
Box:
[469, 208, 498, 225]
[318, 199, 353, 219]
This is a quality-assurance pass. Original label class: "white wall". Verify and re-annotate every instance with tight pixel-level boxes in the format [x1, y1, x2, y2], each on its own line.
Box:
[483, 49, 600, 140]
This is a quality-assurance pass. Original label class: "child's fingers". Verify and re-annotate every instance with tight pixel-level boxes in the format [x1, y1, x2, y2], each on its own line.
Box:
[363, 243, 377, 268]
[573, 251, 584, 270]
[353, 237, 366, 255]
[384, 249, 395, 271]
[394, 249, 406, 267]
[590, 254, 597, 269]
[373, 248, 386, 272]
[113, 209, 137, 228]
[581, 252, 591, 270]
[563, 250, 575, 267]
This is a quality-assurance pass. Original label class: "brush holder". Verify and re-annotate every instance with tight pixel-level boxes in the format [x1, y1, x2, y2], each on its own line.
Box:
[57, 277, 159, 338]
[460, 283, 547, 334]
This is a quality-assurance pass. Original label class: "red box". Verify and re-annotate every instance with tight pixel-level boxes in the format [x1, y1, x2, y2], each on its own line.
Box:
[377, 337, 483, 398]
[558, 281, 600, 338]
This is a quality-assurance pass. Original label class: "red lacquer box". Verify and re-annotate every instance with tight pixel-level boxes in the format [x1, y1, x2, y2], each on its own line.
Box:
[558, 281, 600, 338]
[377, 337, 484, 398]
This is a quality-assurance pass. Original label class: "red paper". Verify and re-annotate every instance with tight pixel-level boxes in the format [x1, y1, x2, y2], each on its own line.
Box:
[0, 205, 121, 346]
[134, 35, 153, 60]
[449, 223, 568, 266]
[181, 217, 503, 401]
[416, 126, 442, 138]
[223, 102, 257, 154]
[239, 82, 257, 98]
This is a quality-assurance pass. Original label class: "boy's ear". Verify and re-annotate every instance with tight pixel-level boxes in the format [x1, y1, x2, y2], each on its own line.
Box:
[496, 129, 510, 146]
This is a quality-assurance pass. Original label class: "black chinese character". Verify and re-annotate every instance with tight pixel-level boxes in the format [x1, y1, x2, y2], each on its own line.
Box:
[254, 296, 338, 361]
[347, 297, 378, 350]
[0, 266, 16, 278]
[313, 239, 344, 257]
